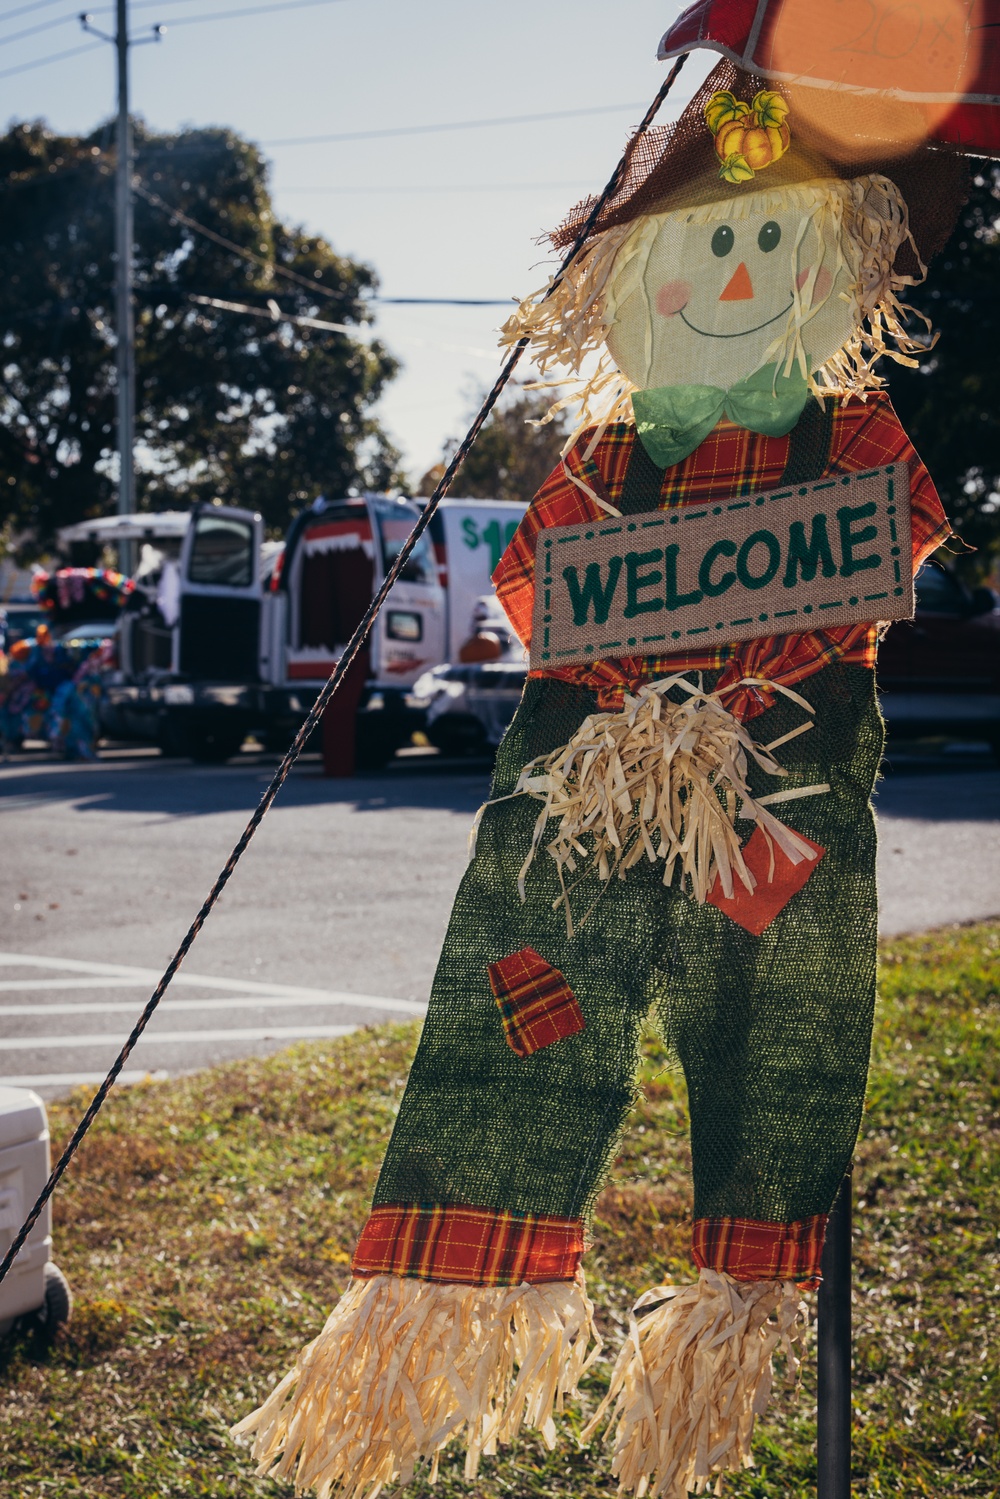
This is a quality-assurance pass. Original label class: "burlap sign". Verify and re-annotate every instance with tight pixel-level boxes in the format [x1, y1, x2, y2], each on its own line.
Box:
[530, 463, 912, 668]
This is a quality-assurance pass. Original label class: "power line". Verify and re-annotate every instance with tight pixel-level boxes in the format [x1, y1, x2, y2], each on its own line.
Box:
[0, 0, 346, 50]
[189, 291, 354, 332]
[262, 100, 649, 148]
[133, 182, 536, 307]
[103, 106, 651, 164]
[0, 36, 102, 77]
[279, 179, 593, 195]
[191, 289, 513, 307]
[134, 0, 347, 23]
[378, 297, 512, 306]
[0, 0, 64, 27]
[22, 160, 565, 307]
[0, 12, 72, 46]
[0, 0, 203, 43]
[99, 0, 250, 8]
[134, 178, 350, 297]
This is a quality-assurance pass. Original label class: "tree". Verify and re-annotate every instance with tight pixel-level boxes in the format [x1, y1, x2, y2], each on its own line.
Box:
[0, 118, 401, 553]
[418, 386, 571, 503]
[887, 165, 1000, 579]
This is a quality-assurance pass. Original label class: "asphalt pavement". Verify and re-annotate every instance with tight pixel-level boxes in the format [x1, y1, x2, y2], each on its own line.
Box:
[1, 741, 997, 1098]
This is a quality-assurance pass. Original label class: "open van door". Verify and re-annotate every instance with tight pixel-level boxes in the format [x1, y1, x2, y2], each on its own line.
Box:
[273, 496, 445, 771]
[368, 497, 446, 689]
[282, 497, 445, 689]
[176, 504, 264, 681]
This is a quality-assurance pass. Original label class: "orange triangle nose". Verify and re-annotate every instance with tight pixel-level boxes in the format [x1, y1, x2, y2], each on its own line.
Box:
[719, 262, 754, 301]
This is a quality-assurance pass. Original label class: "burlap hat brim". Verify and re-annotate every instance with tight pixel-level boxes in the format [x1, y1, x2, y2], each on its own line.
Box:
[552, 60, 969, 272]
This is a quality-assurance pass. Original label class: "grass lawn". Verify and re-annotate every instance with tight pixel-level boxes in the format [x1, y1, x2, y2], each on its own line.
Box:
[1, 919, 997, 1499]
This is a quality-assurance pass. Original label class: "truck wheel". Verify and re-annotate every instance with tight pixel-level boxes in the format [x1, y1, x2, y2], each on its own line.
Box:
[157, 716, 189, 758]
[429, 718, 488, 759]
[354, 718, 394, 771]
[35, 1262, 72, 1343]
[187, 726, 247, 764]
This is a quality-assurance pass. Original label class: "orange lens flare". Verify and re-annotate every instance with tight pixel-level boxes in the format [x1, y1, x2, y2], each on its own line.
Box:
[764, 0, 984, 155]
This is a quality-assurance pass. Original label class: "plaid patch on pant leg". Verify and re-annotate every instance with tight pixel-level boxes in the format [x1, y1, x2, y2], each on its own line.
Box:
[707, 827, 827, 936]
[692, 1213, 828, 1288]
[352, 1202, 585, 1285]
[486, 947, 585, 1058]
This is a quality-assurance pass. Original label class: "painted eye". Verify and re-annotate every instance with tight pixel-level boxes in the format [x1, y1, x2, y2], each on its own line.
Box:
[758, 221, 781, 253]
[711, 225, 734, 258]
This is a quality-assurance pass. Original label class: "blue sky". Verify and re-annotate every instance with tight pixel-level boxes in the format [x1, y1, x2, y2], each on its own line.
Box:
[2, 0, 717, 484]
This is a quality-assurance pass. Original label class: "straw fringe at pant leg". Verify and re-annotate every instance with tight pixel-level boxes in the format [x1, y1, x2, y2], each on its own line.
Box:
[230, 1271, 601, 1499]
[582, 1270, 805, 1499]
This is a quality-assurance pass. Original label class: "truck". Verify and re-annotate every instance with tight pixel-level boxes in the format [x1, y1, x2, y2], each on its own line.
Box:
[47, 503, 1000, 767]
[57, 494, 528, 764]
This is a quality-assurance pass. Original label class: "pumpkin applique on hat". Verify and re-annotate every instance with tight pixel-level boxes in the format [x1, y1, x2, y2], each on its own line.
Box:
[707, 86, 791, 181]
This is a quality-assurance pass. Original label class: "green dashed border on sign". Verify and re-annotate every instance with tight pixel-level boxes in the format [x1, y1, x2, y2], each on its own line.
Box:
[537, 465, 904, 663]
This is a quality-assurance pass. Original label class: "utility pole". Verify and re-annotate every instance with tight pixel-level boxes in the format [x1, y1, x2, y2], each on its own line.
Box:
[80, 6, 162, 577]
[115, 0, 135, 576]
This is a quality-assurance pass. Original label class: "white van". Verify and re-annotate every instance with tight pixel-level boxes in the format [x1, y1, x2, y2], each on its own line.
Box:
[62, 494, 527, 764]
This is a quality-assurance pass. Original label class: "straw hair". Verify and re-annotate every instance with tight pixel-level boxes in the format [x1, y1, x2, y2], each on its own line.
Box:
[500, 219, 640, 444]
[501, 173, 929, 449]
[582, 1270, 806, 1499]
[231, 1271, 601, 1498]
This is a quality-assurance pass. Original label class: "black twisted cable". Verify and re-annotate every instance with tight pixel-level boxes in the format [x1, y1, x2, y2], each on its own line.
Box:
[0, 52, 688, 1291]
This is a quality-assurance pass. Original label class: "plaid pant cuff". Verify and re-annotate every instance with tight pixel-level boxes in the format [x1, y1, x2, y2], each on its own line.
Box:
[692, 1212, 827, 1288]
[352, 1202, 585, 1286]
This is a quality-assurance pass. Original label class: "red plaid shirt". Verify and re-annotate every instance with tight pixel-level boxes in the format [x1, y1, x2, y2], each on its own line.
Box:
[493, 394, 949, 719]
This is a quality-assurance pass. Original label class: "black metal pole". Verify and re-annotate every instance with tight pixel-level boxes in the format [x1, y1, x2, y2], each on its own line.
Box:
[817, 1168, 853, 1497]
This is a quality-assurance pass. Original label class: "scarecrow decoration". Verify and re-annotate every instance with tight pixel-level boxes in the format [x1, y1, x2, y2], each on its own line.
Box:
[234, 7, 997, 1497]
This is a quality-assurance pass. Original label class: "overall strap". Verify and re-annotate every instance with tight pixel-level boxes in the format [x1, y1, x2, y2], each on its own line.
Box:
[617, 436, 668, 516]
[778, 397, 836, 485]
[615, 399, 837, 517]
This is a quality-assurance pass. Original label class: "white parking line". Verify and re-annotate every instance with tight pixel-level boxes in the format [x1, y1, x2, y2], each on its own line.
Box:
[0, 754, 164, 783]
[0, 951, 426, 1014]
[0, 994, 423, 1018]
[0, 952, 427, 1093]
[2, 1025, 358, 1050]
[0, 950, 364, 992]
[0, 977, 213, 992]
[0, 1071, 166, 1089]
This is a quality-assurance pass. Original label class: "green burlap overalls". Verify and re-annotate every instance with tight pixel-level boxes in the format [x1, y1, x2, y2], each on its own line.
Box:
[367, 405, 884, 1267]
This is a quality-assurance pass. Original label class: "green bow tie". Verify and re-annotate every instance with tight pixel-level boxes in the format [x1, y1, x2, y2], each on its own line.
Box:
[631, 365, 809, 468]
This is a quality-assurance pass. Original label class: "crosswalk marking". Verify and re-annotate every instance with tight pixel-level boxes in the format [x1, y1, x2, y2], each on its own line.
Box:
[0, 950, 428, 1093]
[2, 1027, 359, 1050]
[3, 1072, 165, 1090]
[0, 951, 425, 1006]
[0, 978, 175, 992]
[0, 993, 421, 1018]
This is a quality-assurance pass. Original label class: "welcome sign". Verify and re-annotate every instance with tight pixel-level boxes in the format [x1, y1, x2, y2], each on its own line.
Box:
[530, 465, 912, 669]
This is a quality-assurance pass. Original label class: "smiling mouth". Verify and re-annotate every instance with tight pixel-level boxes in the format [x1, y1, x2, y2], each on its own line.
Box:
[679, 301, 794, 339]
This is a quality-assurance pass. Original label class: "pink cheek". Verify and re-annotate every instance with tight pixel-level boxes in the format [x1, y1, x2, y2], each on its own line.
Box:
[655, 280, 692, 317]
[796, 266, 834, 299]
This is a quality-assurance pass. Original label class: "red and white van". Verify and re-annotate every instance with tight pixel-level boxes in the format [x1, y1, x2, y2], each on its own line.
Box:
[80, 494, 527, 763]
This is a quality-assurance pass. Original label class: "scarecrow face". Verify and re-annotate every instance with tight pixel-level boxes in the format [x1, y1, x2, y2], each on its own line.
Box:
[605, 193, 856, 392]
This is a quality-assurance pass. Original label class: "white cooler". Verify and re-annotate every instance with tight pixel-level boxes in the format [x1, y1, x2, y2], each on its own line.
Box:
[0, 1085, 67, 1334]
